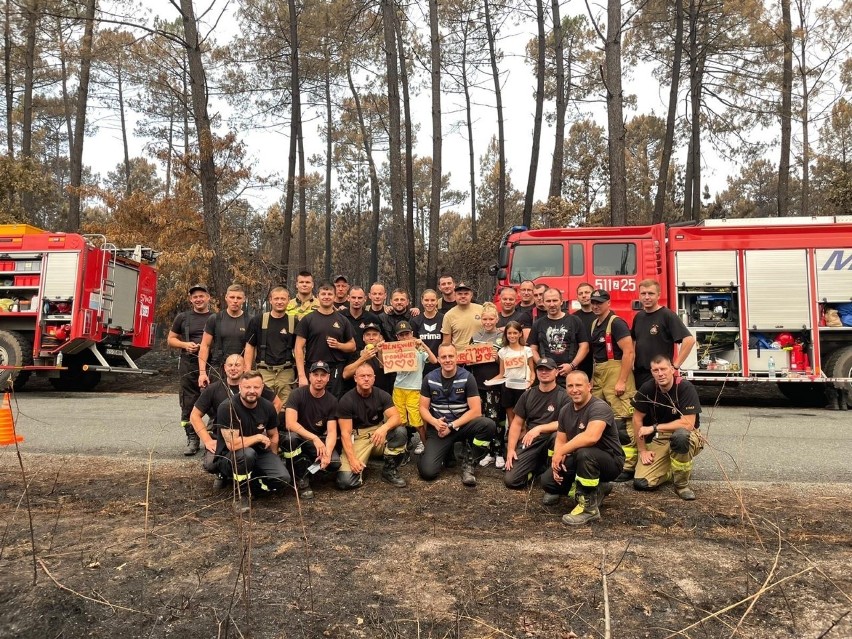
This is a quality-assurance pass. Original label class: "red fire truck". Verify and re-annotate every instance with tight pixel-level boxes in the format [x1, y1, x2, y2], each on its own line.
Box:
[491, 216, 852, 404]
[0, 224, 158, 391]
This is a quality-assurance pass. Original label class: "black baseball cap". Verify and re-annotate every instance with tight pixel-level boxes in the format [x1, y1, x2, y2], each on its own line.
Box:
[395, 321, 413, 335]
[188, 284, 209, 295]
[454, 282, 473, 292]
[536, 357, 558, 370]
[334, 274, 349, 283]
[590, 289, 611, 303]
[362, 322, 382, 333]
[310, 361, 331, 373]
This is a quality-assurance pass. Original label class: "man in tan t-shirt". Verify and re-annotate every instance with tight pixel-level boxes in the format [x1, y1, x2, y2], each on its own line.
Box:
[441, 282, 484, 349]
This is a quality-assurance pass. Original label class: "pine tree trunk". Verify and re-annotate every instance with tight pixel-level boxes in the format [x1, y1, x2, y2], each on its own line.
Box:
[778, 0, 793, 217]
[3, 0, 12, 156]
[381, 0, 406, 288]
[524, 0, 546, 226]
[281, 0, 301, 278]
[20, 1, 37, 215]
[605, 0, 627, 226]
[323, 42, 332, 282]
[428, 0, 442, 288]
[395, 16, 416, 295]
[653, 0, 683, 224]
[549, 0, 566, 201]
[67, 0, 96, 232]
[180, 0, 228, 297]
[484, 0, 506, 229]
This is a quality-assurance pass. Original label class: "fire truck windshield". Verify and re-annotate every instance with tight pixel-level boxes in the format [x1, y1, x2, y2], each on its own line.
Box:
[509, 244, 563, 283]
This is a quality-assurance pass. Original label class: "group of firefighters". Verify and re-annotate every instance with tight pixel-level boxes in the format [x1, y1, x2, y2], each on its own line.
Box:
[167, 272, 705, 524]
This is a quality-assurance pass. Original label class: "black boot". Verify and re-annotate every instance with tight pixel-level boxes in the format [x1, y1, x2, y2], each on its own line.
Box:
[460, 444, 476, 487]
[381, 455, 407, 487]
[183, 422, 200, 456]
[826, 387, 841, 411]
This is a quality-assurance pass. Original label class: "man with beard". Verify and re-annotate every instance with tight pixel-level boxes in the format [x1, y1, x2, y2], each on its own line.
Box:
[528, 288, 590, 387]
[380, 288, 416, 342]
[215, 371, 290, 513]
[167, 283, 214, 455]
[280, 361, 340, 500]
[295, 282, 357, 397]
[190, 354, 281, 460]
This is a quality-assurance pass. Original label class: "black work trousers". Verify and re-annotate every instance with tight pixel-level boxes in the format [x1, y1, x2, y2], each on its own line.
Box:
[503, 432, 557, 489]
[539, 446, 623, 495]
[417, 416, 496, 481]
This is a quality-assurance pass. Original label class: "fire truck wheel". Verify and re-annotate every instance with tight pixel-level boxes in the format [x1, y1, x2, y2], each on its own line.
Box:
[0, 330, 32, 391]
[824, 346, 852, 408]
[48, 355, 101, 392]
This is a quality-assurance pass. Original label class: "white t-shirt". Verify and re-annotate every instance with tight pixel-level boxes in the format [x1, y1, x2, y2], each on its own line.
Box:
[499, 345, 533, 389]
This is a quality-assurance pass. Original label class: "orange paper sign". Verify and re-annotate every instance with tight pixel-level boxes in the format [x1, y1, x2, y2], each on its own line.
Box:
[457, 343, 497, 365]
[379, 340, 419, 373]
[503, 354, 527, 369]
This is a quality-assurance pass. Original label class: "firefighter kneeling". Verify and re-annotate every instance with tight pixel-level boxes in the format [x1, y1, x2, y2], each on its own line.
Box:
[631, 355, 703, 500]
[539, 370, 625, 525]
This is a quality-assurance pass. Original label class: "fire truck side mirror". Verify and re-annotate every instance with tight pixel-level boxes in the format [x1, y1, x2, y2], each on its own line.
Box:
[488, 264, 498, 276]
[631, 300, 642, 311]
[497, 246, 510, 269]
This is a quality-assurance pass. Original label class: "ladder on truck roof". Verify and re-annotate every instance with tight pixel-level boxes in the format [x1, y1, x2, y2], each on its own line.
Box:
[701, 216, 852, 227]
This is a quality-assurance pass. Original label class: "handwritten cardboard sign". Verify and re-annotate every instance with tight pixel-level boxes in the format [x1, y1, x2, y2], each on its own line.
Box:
[503, 354, 527, 369]
[379, 340, 418, 373]
[457, 343, 497, 366]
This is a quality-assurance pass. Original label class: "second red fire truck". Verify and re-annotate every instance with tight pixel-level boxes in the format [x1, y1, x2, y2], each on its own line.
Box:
[491, 216, 852, 405]
[0, 224, 158, 391]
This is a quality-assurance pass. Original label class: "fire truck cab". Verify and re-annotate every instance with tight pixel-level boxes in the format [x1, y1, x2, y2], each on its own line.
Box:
[493, 217, 852, 404]
[0, 224, 158, 391]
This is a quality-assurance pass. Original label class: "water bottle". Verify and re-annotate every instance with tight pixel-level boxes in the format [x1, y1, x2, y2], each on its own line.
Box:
[768, 356, 776, 378]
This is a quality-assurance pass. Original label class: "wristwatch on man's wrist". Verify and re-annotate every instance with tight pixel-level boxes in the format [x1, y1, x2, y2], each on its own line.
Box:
[448, 421, 456, 431]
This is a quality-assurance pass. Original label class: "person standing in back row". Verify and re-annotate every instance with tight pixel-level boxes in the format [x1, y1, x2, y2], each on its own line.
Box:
[572, 282, 596, 380]
[631, 279, 695, 389]
[294, 282, 356, 397]
[198, 284, 250, 389]
[527, 288, 589, 387]
[244, 286, 296, 404]
[167, 283, 214, 455]
[437, 274, 457, 312]
[441, 282, 483, 350]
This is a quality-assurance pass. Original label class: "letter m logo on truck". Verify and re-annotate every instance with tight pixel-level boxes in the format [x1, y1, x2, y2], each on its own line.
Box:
[821, 250, 852, 271]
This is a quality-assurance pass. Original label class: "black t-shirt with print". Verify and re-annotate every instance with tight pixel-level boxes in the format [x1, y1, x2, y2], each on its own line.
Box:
[295, 310, 355, 364]
[284, 386, 338, 436]
[203, 312, 249, 364]
[590, 312, 631, 363]
[245, 313, 295, 365]
[632, 378, 701, 429]
[527, 314, 590, 365]
[631, 307, 691, 373]
[514, 385, 569, 426]
[558, 396, 623, 460]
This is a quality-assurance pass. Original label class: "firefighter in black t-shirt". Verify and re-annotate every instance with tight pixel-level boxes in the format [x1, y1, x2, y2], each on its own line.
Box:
[294, 283, 357, 397]
[167, 284, 214, 456]
[244, 286, 296, 404]
[588, 289, 638, 482]
[539, 370, 624, 525]
[190, 354, 280, 461]
[630, 355, 703, 501]
[198, 284, 250, 389]
[215, 371, 291, 514]
[336, 363, 407, 489]
[280, 361, 341, 500]
[503, 358, 569, 488]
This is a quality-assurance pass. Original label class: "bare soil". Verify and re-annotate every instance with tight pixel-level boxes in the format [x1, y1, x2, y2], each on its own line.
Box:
[1, 454, 850, 639]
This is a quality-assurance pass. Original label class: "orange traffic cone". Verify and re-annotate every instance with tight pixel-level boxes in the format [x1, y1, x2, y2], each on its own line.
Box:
[0, 392, 22, 446]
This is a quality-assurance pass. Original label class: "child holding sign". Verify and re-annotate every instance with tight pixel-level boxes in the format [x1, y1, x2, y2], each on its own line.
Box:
[471, 303, 505, 467]
[391, 321, 437, 455]
[490, 320, 535, 442]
